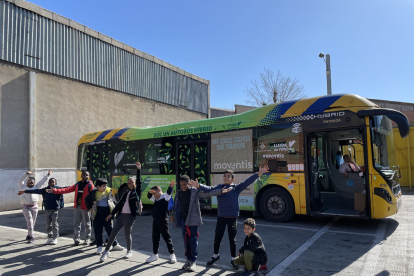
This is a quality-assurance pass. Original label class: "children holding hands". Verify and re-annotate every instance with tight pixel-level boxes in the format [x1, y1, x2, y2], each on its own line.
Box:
[17, 169, 53, 243]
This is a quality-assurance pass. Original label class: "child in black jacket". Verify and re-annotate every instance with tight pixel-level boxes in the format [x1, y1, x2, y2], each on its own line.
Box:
[100, 162, 142, 262]
[145, 181, 176, 264]
[234, 218, 267, 276]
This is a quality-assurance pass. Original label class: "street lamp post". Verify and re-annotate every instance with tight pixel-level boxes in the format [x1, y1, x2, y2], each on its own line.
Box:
[319, 52, 332, 95]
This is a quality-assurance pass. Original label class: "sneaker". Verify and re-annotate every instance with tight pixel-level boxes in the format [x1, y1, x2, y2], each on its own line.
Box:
[84, 238, 91, 245]
[25, 235, 30, 241]
[182, 260, 191, 270]
[28, 236, 35, 243]
[124, 251, 132, 259]
[111, 244, 124, 251]
[231, 260, 240, 270]
[90, 239, 97, 246]
[242, 270, 252, 276]
[100, 251, 110, 262]
[170, 253, 177, 264]
[188, 261, 196, 272]
[146, 254, 159, 263]
[51, 239, 57, 245]
[74, 240, 80, 246]
[45, 238, 53, 245]
[206, 255, 220, 266]
[96, 246, 103, 255]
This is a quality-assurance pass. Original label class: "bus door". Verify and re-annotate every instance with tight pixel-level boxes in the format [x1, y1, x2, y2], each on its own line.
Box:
[307, 132, 325, 212]
[175, 141, 210, 209]
[306, 128, 368, 217]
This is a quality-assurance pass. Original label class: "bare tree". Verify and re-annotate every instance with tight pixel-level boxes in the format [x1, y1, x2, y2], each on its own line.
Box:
[244, 68, 306, 106]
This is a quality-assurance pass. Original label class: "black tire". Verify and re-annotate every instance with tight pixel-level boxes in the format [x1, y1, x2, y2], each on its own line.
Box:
[259, 187, 295, 222]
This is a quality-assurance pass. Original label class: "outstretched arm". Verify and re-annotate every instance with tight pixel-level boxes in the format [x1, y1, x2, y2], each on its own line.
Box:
[17, 173, 29, 190]
[199, 186, 232, 198]
[47, 184, 76, 194]
[35, 170, 52, 189]
[234, 166, 269, 194]
[22, 188, 46, 195]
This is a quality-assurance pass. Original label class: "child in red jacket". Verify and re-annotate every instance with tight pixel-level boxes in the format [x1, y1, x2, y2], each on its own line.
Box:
[47, 170, 94, 245]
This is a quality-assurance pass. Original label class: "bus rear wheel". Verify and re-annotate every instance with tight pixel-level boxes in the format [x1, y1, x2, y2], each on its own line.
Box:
[260, 187, 295, 222]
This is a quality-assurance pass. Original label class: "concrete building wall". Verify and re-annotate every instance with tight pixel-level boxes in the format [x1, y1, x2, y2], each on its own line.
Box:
[35, 72, 206, 169]
[0, 62, 206, 211]
[0, 64, 29, 168]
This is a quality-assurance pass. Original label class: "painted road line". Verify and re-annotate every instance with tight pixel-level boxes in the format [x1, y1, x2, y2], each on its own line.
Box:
[267, 217, 339, 276]
[204, 218, 376, 237]
[325, 230, 376, 236]
[202, 218, 320, 232]
[0, 225, 233, 271]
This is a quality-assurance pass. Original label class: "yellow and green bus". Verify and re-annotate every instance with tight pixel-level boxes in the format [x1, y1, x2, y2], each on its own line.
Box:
[76, 94, 409, 222]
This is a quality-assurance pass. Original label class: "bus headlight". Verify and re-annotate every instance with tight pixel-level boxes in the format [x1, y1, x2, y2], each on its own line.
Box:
[374, 188, 393, 204]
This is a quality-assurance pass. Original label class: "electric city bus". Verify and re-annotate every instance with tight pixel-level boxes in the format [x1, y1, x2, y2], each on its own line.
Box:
[76, 94, 409, 222]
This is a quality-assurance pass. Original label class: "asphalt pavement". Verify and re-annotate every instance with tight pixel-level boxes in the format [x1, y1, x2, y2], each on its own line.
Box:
[1, 189, 414, 275]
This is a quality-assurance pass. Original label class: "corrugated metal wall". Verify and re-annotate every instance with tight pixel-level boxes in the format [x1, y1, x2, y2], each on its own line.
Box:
[0, 0, 208, 114]
[393, 127, 414, 187]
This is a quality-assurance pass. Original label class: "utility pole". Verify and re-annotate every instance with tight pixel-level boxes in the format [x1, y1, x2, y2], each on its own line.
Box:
[319, 52, 332, 95]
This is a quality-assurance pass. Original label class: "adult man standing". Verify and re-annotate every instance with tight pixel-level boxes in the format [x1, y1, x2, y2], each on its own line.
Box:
[191, 165, 269, 269]
[338, 155, 360, 177]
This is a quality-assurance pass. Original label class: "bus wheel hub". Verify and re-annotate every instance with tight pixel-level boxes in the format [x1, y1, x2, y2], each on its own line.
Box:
[267, 196, 285, 215]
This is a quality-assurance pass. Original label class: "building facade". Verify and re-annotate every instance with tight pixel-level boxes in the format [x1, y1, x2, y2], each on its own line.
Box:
[0, 0, 209, 210]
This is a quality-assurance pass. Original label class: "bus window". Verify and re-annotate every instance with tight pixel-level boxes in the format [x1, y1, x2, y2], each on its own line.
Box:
[254, 124, 305, 172]
[141, 137, 174, 175]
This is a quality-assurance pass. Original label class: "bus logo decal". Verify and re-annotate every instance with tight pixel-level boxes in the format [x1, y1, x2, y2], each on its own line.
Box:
[292, 123, 302, 133]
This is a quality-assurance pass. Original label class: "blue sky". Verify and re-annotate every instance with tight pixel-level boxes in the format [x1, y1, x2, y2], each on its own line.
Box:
[30, 0, 414, 109]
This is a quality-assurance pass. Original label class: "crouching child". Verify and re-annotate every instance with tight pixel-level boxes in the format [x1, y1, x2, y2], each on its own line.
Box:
[85, 178, 124, 254]
[146, 182, 176, 264]
[171, 175, 232, 272]
[234, 218, 267, 276]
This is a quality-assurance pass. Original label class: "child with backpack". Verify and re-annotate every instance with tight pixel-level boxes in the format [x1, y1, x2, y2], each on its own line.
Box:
[85, 178, 124, 254]
[17, 170, 53, 243]
[46, 170, 94, 245]
[146, 181, 176, 264]
[18, 170, 64, 245]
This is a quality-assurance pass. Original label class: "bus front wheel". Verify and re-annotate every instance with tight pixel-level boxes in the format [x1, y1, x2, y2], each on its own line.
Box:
[260, 187, 295, 222]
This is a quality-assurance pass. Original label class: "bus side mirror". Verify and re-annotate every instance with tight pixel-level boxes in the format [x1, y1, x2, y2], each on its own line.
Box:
[393, 166, 401, 178]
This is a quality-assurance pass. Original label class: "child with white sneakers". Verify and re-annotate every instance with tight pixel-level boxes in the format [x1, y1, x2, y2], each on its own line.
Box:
[146, 182, 176, 264]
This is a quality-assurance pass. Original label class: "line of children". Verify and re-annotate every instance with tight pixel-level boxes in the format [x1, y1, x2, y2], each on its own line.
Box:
[17, 169, 53, 243]
[85, 178, 124, 254]
[18, 170, 65, 245]
[17, 164, 268, 274]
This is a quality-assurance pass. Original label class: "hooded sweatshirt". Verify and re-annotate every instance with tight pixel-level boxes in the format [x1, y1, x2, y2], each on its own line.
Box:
[18, 174, 50, 205]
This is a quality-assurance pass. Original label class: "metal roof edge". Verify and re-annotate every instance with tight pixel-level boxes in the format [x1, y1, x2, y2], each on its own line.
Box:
[6, 0, 210, 85]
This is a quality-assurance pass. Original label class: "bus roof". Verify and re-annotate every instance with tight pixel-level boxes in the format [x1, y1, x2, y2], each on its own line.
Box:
[78, 94, 379, 145]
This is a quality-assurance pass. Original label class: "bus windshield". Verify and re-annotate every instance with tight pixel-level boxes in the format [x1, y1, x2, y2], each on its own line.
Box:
[370, 115, 397, 173]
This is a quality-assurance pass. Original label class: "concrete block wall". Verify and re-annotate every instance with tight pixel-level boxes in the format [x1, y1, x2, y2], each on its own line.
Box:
[0, 61, 207, 211]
